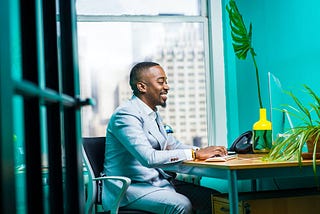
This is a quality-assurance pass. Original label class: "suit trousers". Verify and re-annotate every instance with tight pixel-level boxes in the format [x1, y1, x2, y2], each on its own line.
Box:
[122, 179, 219, 214]
[122, 183, 193, 214]
[173, 179, 220, 214]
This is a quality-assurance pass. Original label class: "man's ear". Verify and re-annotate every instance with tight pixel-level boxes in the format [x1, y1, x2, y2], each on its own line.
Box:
[137, 82, 147, 93]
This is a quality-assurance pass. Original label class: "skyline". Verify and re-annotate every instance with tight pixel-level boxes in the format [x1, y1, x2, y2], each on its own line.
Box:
[78, 22, 208, 146]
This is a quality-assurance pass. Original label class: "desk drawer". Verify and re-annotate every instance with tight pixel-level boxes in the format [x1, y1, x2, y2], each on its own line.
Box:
[212, 194, 320, 214]
[212, 195, 245, 214]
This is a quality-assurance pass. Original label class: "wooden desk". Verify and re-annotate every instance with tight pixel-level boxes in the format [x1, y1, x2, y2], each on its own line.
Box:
[181, 154, 320, 214]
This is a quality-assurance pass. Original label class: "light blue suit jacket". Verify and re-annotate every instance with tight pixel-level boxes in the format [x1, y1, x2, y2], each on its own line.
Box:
[102, 96, 193, 210]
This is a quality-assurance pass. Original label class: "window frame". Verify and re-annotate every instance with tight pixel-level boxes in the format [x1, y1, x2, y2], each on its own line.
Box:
[1, 0, 86, 212]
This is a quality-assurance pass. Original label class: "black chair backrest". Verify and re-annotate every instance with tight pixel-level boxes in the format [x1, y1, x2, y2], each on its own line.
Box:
[82, 137, 155, 214]
[82, 137, 106, 178]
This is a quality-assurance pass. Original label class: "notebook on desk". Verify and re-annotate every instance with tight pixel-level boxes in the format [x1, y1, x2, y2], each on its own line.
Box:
[205, 154, 238, 162]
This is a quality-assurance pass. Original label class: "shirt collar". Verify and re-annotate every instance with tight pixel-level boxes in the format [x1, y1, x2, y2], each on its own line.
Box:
[132, 95, 157, 120]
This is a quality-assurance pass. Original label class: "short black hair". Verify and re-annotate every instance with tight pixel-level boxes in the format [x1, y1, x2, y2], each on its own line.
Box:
[129, 62, 160, 96]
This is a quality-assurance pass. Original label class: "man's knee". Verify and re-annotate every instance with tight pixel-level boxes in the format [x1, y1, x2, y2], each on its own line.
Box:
[179, 196, 193, 214]
[123, 189, 193, 214]
[168, 193, 192, 214]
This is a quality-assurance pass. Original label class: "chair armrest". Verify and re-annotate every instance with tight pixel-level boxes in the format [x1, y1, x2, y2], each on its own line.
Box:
[175, 173, 202, 185]
[93, 176, 131, 214]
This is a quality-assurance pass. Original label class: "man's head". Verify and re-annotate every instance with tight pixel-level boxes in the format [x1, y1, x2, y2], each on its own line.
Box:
[129, 62, 170, 110]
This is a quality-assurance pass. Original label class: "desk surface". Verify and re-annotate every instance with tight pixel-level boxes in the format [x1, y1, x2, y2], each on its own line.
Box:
[182, 154, 320, 214]
[183, 154, 320, 170]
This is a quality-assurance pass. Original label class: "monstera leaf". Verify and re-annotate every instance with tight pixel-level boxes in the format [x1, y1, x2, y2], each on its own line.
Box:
[226, 0, 263, 108]
[226, 0, 255, 59]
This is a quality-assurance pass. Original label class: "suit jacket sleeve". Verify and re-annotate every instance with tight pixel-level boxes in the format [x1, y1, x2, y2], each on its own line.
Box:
[109, 106, 190, 167]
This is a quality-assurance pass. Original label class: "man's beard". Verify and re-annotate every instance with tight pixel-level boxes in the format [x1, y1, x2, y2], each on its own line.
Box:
[160, 102, 167, 108]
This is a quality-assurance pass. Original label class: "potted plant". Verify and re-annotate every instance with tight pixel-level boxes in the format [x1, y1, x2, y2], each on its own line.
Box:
[264, 85, 320, 179]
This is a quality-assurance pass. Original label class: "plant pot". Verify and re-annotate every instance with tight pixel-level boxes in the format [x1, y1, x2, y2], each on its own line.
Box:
[306, 137, 320, 153]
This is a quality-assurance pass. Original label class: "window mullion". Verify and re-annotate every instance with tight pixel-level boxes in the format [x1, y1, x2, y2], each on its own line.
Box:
[206, 0, 227, 146]
[59, 0, 84, 213]
[77, 14, 207, 23]
[13, 80, 76, 106]
[0, 0, 17, 212]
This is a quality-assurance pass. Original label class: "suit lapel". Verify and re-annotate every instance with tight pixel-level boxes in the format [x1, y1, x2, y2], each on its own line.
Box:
[131, 97, 167, 150]
[155, 112, 167, 138]
[155, 112, 167, 150]
[141, 113, 166, 150]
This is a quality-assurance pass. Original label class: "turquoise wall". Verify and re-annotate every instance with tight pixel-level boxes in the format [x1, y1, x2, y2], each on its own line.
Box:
[201, 0, 320, 193]
[223, 0, 320, 144]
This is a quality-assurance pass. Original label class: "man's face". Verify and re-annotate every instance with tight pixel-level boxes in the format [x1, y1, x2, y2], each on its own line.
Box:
[139, 65, 170, 110]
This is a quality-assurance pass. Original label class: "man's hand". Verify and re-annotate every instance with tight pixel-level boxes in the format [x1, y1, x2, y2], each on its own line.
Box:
[195, 146, 228, 160]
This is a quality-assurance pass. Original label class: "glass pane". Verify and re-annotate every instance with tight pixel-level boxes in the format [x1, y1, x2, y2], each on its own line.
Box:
[78, 21, 208, 147]
[76, 0, 200, 16]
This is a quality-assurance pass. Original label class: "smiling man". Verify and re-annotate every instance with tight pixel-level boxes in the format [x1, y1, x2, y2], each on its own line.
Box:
[103, 62, 227, 214]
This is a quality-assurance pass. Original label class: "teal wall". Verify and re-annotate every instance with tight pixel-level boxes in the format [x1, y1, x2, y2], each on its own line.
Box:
[201, 0, 320, 192]
[223, 0, 320, 144]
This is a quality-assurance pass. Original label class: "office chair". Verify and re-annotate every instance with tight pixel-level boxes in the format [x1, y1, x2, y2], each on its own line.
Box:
[82, 137, 153, 214]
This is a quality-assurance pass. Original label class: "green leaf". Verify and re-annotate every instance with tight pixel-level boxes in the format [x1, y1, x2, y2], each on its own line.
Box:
[231, 34, 248, 43]
[287, 91, 312, 124]
[226, 0, 263, 108]
[304, 85, 320, 121]
[226, 0, 251, 60]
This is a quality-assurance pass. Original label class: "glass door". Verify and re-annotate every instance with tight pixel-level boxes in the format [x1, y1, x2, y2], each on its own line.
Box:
[0, 0, 88, 213]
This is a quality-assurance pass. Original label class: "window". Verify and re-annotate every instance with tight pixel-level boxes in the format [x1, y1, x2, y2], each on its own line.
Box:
[76, 0, 226, 147]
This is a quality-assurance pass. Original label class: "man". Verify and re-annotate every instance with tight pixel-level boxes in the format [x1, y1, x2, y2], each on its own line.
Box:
[102, 62, 227, 213]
